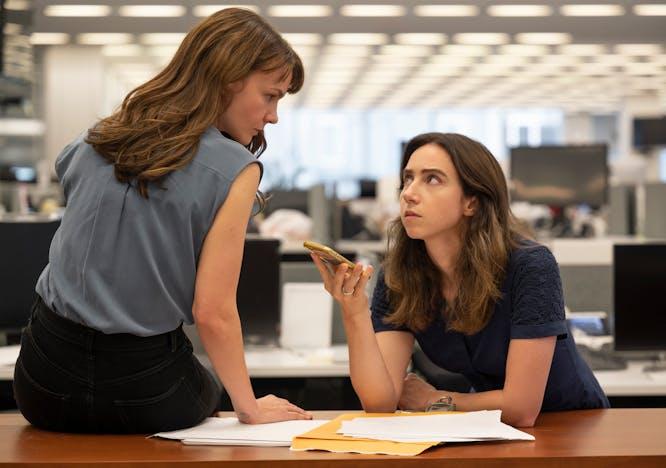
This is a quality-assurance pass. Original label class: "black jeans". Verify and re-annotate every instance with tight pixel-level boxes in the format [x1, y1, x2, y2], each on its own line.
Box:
[13, 296, 220, 433]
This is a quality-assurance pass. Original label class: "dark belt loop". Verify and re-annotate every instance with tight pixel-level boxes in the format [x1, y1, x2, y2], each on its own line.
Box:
[170, 329, 178, 352]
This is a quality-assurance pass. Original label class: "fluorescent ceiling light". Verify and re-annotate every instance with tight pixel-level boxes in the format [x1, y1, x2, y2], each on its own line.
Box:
[340, 4, 406, 16]
[119, 5, 186, 17]
[139, 33, 186, 45]
[516, 33, 572, 45]
[44, 4, 111, 17]
[379, 45, 432, 56]
[281, 33, 323, 46]
[394, 33, 446, 45]
[441, 44, 491, 56]
[558, 44, 606, 55]
[615, 44, 662, 55]
[593, 54, 629, 65]
[487, 4, 553, 17]
[4, 23, 22, 35]
[6, 0, 29, 10]
[291, 45, 319, 58]
[192, 5, 260, 16]
[102, 45, 143, 57]
[30, 33, 70, 45]
[453, 33, 510, 45]
[484, 55, 530, 65]
[414, 4, 479, 16]
[634, 4, 666, 15]
[147, 45, 179, 57]
[429, 55, 476, 65]
[268, 5, 333, 17]
[371, 56, 423, 66]
[560, 4, 625, 16]
[77, 33, 133, 45]
[323, 45, 372, 56]
[329, 33, 388, 45]
[499, 44, 550, 55]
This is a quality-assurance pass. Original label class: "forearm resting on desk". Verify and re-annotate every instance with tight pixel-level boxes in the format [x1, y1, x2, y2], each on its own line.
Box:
[194, 307, 258, 422]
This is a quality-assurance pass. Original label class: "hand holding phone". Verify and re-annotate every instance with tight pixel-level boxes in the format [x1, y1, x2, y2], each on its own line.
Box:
[303, 240, 356, 269]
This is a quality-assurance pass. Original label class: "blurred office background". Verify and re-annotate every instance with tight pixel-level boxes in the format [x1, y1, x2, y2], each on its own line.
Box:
[1, 1, 665, 409]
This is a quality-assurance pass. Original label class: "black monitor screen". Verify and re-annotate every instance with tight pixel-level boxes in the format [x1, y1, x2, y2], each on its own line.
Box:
[0, 220, 60, 331]
[614, 244, 666, 352]
[633, 116, 666, 147]
[510, 145, 608, 207]
[236, 237, 281, 345]
[264, 190, 309, 217]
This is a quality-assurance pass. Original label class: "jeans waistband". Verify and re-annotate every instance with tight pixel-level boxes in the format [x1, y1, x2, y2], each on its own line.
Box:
[32, 296, 184, 352]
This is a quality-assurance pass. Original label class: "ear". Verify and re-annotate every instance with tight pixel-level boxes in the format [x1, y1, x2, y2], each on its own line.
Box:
[463, 196, 477, 217]
[227, 78, 245, 93]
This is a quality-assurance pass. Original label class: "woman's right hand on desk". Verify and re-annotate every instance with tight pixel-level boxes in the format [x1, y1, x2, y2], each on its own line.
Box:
[231, 395, 313, 424]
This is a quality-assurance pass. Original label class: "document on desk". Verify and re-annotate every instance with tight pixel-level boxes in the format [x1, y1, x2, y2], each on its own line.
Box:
[338, 410, 534, 443]
[291, 411, 534, 456]
[153, 417, 328, 447]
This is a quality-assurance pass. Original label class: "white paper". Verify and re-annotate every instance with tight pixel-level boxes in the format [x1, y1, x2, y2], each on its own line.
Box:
[0, 345, 20, 367]
[280, 283, 333, 349]
[154, 417, 328, 446]
[338, 410, 534, 443]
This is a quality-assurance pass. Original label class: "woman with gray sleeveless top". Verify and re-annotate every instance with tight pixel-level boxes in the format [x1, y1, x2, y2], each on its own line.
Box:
[13, 8, 312, 433]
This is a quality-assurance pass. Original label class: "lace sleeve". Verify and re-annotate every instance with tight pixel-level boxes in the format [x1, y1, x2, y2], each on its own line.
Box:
[510, 245, 568, 339]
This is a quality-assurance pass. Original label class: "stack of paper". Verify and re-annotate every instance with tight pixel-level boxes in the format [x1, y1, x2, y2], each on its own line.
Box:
[291, 411, 535, 456]
[338, 410, 534, 443]
[154, 417, 327, 446]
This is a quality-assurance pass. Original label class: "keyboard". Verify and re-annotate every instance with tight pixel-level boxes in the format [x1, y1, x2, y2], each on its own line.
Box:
[576, 344, 628, 371]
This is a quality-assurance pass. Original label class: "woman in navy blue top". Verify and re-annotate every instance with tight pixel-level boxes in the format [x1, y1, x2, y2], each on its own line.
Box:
[311, 132, 609, 427]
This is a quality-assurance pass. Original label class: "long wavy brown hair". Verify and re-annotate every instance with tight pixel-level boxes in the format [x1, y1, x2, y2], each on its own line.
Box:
[384, 133, 531, 335]
[86, 8, 304, 201]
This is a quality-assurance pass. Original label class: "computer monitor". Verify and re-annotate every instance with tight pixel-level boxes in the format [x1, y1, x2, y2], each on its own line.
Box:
[633, 116, 666, 148]
[613, 244, 666, 356]
[236, 237, 281, 346]
[510, 144, 608, 207]
[0, 219, 60, 334]
[263, 189, 309, 217]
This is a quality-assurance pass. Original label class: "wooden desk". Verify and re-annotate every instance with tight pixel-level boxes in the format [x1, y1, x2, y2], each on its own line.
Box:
[1, 409, 664, 467]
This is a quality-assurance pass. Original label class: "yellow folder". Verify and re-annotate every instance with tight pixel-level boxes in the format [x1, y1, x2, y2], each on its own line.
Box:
[291, 411, 451, 456]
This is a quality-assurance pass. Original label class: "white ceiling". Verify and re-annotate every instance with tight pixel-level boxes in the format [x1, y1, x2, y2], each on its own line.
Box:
[24, 1, 666, 111]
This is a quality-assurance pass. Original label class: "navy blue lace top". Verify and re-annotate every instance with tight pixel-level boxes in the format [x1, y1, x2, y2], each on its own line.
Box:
[371, 243, 610, 411]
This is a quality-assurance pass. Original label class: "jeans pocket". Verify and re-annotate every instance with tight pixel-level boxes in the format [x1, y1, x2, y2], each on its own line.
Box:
[113, 376, 205, 433]
[13, 358, 71, 432]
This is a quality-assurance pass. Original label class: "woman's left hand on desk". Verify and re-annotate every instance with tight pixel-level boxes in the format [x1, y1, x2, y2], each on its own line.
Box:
[398, 373, 440, 411]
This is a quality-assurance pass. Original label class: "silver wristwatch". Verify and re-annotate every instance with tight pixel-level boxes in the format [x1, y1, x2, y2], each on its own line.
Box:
[425, 395, 457, 412]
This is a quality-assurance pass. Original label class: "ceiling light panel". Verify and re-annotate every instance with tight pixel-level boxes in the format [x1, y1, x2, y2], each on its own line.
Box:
[499, 44, 550, 56]
[453, 33, 510, 45]
[413, 4, 479, 16]
[633, 4, 666, 15]
[328, 33, 388, 45]
[268, 5, 332, 17]
[615, 44, 662, 55]
[102, 45, 143, 57]
[371, 56, 423, 66]
[379, 44, 432, 56]
[77, 33, 133, 45]
[139, 33, 186, 45]
[516, 33, 572, 45]
[340, 4, 406, 16]
[30, 32, 70, 45]
[441, 44, 491, 56]
[44, 4, 111, 17]
[119, 5, 186, 17]
[558, 44, 607, 55]
[282, 33, 323, 46]
[560, 4, 625, 16]
[394, 33, 446, 45]
[192, 5, 260, 16]
[487, 4, 553, 17]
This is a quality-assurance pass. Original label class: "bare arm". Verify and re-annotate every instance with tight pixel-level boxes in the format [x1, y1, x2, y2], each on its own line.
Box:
[311, 256, 414, 412]
[400, 336, 556, 427]
[193, 163, 310, 424]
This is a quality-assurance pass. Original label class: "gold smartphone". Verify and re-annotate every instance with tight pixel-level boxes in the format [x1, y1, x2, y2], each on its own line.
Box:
[303, 240, 356, 269]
